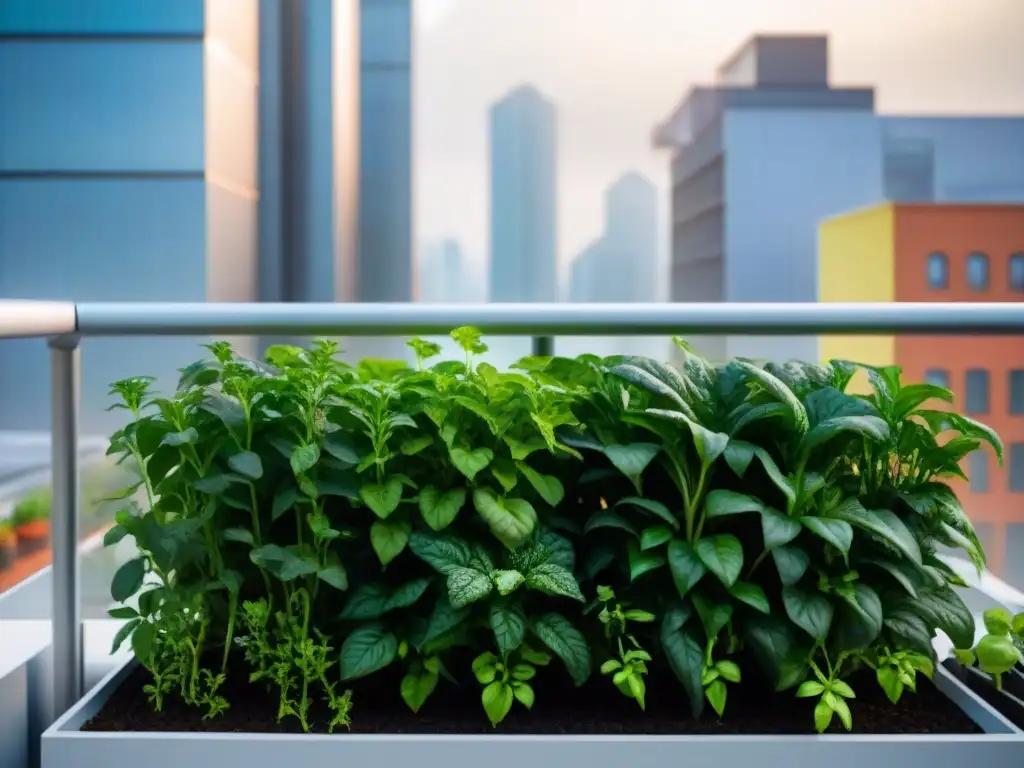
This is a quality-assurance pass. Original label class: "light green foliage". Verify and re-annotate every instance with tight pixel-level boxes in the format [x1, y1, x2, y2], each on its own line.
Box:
[102, 334, 997, 732]
[954, 607, 1024, 690]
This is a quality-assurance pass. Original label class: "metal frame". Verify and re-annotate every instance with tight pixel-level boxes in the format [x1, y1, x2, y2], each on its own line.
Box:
[2, 299, 1023, 723]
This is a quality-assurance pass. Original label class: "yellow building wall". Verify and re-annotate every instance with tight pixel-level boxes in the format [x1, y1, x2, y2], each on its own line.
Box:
[817, 204, 896, 391]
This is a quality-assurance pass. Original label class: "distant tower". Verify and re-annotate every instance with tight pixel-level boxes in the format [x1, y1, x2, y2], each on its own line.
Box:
[605, 173, 658, 302]
[489, 85, 558, 302]
[420, 238, 468, 303]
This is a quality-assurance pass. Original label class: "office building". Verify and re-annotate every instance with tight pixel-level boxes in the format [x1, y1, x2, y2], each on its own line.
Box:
[654, 34, 1024, 364]
[489, 85, 558, 303]
[420, 238, 474, 303]
[819, 202, 1024, 583]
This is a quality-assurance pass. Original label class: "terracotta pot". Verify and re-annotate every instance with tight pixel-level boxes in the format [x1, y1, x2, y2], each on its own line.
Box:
[15, 518, 50, 558]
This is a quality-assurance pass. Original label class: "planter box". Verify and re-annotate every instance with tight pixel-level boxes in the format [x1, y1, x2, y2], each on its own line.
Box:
[944, 660, 1024, 730]
[42, 657, 1024, 768]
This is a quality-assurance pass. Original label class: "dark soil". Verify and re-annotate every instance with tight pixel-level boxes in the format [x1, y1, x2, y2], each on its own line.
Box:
[83, 653, 982, 735]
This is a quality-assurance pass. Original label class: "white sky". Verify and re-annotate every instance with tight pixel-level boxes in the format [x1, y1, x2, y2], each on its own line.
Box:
[412, 0, 1024, 288]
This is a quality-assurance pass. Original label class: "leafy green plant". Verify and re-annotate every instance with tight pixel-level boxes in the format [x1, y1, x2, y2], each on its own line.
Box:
[101, 331, 998, 733]
[12, 487, 51, 526]
[954, 607, 1024, 689]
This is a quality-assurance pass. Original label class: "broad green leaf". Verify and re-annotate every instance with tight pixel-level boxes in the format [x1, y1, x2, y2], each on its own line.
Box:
[160, 427, 198, 447]
[408, 531, 473, 574]
[450, 446, 494, 481]
[272, 487, 299, 521]
[290, 443, 320, 475]
[744, 613, 807, 692]
[800, 415, 888, 454]
[730, 581, 770, 614]
[317, 552, 349, 591]
[339, 623, 398, 680]
[418, 485, 466, 531]
[490, 603, 527, 655]
[640, 524, 674, 550]
[584, 510, 639, 538]
[916, 586, 975, 650]
[103, 524, 129, 547]
[359, 477, 403, 519]
[761, 508, 802, 550]
[661, 614, 704, 718]
[110, 618, 141, 654]
[131, 621, 154, 661]
[481, 681, 514, 727]
[324, 432, 361, 464]
[862, 558, 919, 598]
[610, 362, 694, 417]
[416, 596, 469, 651]
[401, 667, 439, 714]
[752, 446, 796, 503]
[531, 613, 592, 686]
[518, 463, 565, 507]
[385, 578, 432, 611]
[194, 474, 231, 495]
[723, 440, 755, 476]
[526, 563, 584, 601]
[883, 608, 934, 658]
[983, 607, 1013, 635]
[693, 590, 734, 639]
[628, 541, 667, 581]
[370, 519, 412, 565]
[473, 488, 538, 549]
[835, 583, 883, 651]
[223, 527, 254, 546]
[615, 496, 679, 529]
[667, 538, 705, 598]
[490, 458, 518, 491]
[782, 585, 833, 641]
[827, 499, 921, 564]
[975, 635, 1021, 675]
[250, 544, 319, 581]
[695, 534, 744, 588]
[492, 569, 525, 595]
[111, 557, 147, 602]
[704, 490, 764, 519]
[644, 409, 729, 466]
[539, 529, 575, 570]
[604, 443, 661, 492]
[705, 679, 727, 716]
[446, 566, 494, 609]
[734, 360, 809, 432]
[228, 450, 263, 480]
[800, 516, 853, 555]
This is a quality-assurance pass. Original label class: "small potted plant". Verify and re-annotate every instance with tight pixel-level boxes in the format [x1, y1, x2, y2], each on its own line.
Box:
[0, 519, 17, 572]
[947, 607, 1024, 727]
[11, 488, 52, 558]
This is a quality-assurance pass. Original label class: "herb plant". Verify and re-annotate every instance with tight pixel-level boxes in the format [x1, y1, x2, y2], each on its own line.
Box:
[104, 333, 998, 733]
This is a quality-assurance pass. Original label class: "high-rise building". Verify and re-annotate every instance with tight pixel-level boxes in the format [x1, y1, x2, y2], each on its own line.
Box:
[654, 34, 1024, 364]
[489, 85, 558, 303]
[605, 172, 659, 303]
[818, 202, 1024, 583]
[420, 238, 473, 303]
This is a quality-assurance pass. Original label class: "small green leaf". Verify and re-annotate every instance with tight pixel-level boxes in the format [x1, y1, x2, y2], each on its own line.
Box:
[339, 623, 398, 680]
[131, 620, 154, 661]
[604, 443, 660, 492]
[513, 681, 535, 709]
[518, 463, 565, 506]
[814, 699, 834, 733]
[103, 524, 129, 547]
[360, 478, 403, 519]
[525, 563, 584, 601]
[705, 679, 727, 716]
[272, 487, 299, 520]
[492, 569, 525, 595]
[370, 519, 412, 565]
[450, 446, 494, 481]
[667, 538, 705, 598]
[730, 581, 770, 614]
[408, 531, 473, 574]
[772, 545, 810, 586]
[695, 534, 744, 588]
[490, 603, 527, 656]
[801, 516, 853, 555]
[797, 680, 825, 698]
[982, 607, 1012, 635]
[418, 485, 467, 531]
[661, 614, 705, 718]
[111, 557, 146, 602]
[761, 508, 802, 550]
[782, 585, 834, 641]
[615, 496, 679, 528]
[532, 613, 592, 686]
[446, 565, 494, 609]
[290, 443, 320, 475]
[324, 432, 361, 464]
[640, 524, 673, 550]
[975, 634, 1021, 675]
[317, 554, 349, 591]
[110, 618, 141, 654]
[401, 667, 439, 713]
[481, 681, 514, 727]
[628, 541, 667, 581]
[827, 500, 920, 564]
[584, 510, 639, 538]
[877, 666, 904, 704]
[473, 488, 537, 549]
[704, 490, 763, 519]
[250, 544, 319, 581]
[228, 450, 263, 480]
[385, 578, 432, 611]
[223, 527, 254, 546]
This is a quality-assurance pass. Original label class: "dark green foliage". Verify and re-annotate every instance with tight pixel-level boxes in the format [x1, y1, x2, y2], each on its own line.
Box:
[104, 333, 999, 732]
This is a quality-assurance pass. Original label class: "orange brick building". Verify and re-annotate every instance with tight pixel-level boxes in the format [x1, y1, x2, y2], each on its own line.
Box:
[819, 203, 1024, 581]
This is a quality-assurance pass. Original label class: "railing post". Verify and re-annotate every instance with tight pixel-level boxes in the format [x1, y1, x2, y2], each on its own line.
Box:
[49, 333, 82, 719]
[531, 336, 553, 356]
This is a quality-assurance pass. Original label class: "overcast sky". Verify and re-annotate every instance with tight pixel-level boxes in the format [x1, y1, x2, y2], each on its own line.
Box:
[411, 0, 1024, 289]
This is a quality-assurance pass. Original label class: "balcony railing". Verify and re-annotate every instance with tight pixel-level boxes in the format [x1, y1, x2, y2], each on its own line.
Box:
[2, 298, 1024, 721]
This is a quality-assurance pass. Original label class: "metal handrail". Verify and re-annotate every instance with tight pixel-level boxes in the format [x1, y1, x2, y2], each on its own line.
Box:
[0, 299, 1022, 723]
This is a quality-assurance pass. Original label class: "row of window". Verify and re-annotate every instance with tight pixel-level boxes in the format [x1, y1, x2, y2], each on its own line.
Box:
[926, 251, 1024, 291]
[970, 444, 1024, 493]
[924, 368, 1024, 415]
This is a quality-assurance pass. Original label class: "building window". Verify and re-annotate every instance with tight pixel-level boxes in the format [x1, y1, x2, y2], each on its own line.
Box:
[1011, 443, 1024, 492]
[926, 251, 948, 289]
[1011, 370, 1024, 415]
[1010, 253, 1024, 292]
[965, 368, 989, 414]
[969, 451, 989, 493]
[924, 368, 950, 388]
[966, 251, 990, 291]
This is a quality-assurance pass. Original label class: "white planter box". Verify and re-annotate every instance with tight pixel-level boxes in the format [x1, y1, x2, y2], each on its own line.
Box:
[42, 655, 1024, 768]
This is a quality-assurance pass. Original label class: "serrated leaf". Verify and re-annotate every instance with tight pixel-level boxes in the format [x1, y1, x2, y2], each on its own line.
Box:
[525, 563, 584, 601]
[446, 566, 494, 609]
[408, 531, 473, 574]
[531, 613, 591, 686]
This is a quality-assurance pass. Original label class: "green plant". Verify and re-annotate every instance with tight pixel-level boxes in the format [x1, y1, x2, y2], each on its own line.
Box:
[954, 607, 1024, 689]
[11, 488, 51, 526]
[102, 331, 998, 733]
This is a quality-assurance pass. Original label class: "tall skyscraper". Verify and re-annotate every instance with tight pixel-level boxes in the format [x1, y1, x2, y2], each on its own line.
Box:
[420, 238, 472, 303]
[605, 172, 659, 303]
[489, 85, 558, 303]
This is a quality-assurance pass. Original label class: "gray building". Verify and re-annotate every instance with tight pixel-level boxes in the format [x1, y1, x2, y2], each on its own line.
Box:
[0, 0, 414, 432]
[489, 85, 558, 303]
[653, 34, 1024, 364]
[420, 238, 475, 303]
